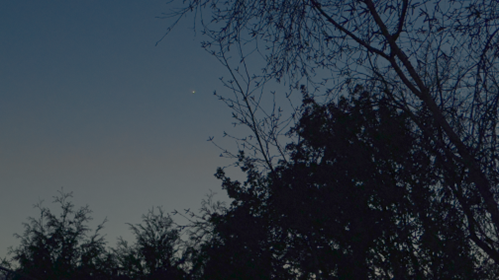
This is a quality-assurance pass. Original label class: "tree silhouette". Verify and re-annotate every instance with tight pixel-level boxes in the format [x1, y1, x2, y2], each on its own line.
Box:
[113, 207, 186, 280]
[193, 89, 494, 278]
[163, 0, 499, 266]
[270, 88, 483, 278]
[6, 193, 190, 280]
[190, 161, 283, 280]
[7, 189, 114, 280]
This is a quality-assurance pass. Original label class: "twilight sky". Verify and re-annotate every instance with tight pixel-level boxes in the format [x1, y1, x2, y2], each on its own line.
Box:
[0, 0, 263, 259]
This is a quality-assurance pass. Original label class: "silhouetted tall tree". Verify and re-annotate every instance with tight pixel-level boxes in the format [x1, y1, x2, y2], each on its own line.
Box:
[162, 0, 499, 266]
[269, 88, 483, 278]
[194, 89, 494, 278]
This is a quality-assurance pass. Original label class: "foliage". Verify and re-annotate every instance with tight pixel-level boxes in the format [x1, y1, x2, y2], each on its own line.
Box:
[162, 0, 499, 267]
[6, 194, 188, 280]
[7, 189, 114, 280]
[189, 89, 497, 279]
[113, 207, 185, 280]
[271, 89, 482, 278]
[7, 1, 499, 277]
[187, 156, 286, 280]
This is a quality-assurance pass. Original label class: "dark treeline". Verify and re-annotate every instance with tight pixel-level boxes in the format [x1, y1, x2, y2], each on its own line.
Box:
[2, 89, 499, 279]
[4, 0, 499, 278]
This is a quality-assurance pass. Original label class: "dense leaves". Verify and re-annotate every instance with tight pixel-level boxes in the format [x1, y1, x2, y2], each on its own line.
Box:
[270, 90, 479, 278]
[201, 90, 487, 279]
[164, 0, 499, 267]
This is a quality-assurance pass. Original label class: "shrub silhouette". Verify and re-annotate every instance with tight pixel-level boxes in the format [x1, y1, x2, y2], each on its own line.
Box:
[7, 189, 114, 280]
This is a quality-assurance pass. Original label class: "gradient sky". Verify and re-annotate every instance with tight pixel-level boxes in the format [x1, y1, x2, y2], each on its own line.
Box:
[0, 0, 262, 259]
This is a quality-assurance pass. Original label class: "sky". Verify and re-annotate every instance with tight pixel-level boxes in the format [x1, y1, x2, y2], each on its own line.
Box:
[0, 0, 263, 259]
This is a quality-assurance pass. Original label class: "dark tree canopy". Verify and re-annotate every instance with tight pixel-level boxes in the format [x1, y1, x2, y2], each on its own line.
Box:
[162, 0, 499, 268]
[271, 89, 479, 278]
[5, 1, 499, 279]
[201, 89, 491, 279]
[5, 91, 499, 279]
